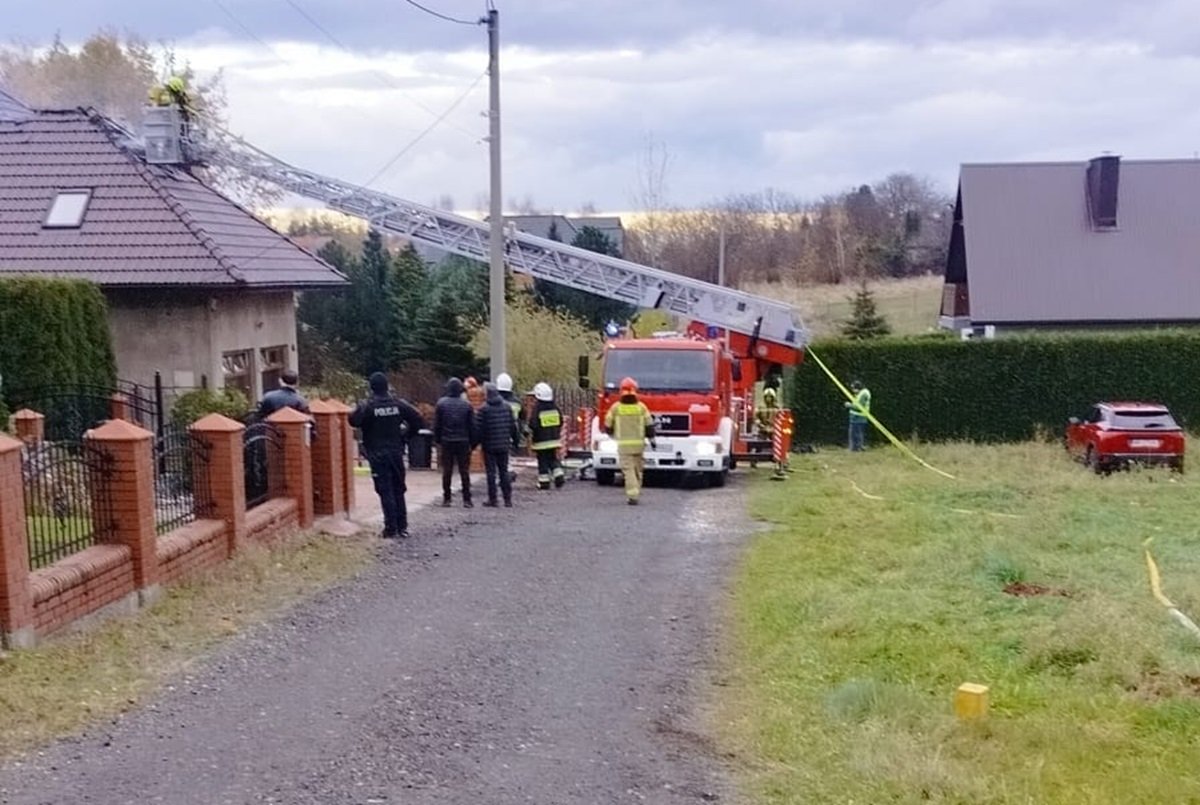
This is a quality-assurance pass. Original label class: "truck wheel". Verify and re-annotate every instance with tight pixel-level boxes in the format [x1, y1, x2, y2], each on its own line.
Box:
[708, 469, 728, 488]
[596, 469, 616, 486]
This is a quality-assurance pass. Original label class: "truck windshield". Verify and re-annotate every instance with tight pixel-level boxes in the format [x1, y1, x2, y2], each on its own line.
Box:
[603, 349, 714, 392]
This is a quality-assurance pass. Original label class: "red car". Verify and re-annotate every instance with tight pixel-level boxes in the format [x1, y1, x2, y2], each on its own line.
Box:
[1065, 402, 1185, 473]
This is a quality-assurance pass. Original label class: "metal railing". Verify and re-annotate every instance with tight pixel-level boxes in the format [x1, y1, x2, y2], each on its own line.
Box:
[21, 441, 115, 570]
[243, 422, 284, 509]
[154, 426, 214, 534]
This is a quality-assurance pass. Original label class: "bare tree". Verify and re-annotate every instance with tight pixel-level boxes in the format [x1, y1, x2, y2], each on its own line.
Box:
[0, 30, 280, 206]
[630, 135, 672, 268]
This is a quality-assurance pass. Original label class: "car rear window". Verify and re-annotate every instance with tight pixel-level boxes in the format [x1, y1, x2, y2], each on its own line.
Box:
[1110, 410, 1179, 430]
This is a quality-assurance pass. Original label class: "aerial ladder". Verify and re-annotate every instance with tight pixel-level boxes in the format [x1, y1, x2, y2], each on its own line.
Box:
[177, 130, 810, 353]
[141, 108, 809, 461]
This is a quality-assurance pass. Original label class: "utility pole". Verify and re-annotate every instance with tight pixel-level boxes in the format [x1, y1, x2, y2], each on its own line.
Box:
[486, 8, 505, 377]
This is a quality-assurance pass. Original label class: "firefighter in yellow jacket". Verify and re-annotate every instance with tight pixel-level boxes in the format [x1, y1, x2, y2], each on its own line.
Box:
[603, 377, 656, 505]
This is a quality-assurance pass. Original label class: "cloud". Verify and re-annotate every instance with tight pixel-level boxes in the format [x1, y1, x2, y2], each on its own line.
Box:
[6, 1, 1198, 210]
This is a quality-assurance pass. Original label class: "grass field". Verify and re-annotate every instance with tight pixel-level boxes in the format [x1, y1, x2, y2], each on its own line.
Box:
[743, 275, 944, 339]
[722, 442, 1200, 803]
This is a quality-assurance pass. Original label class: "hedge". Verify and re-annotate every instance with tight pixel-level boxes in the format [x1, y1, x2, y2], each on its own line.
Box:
[791, 331, 1200, 444]
[0, 278, 117, 404]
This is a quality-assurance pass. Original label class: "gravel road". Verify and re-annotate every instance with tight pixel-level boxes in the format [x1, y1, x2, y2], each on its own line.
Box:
[0, 476, 749, 804]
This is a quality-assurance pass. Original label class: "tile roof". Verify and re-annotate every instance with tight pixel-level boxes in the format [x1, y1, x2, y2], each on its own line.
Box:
[0, 105, 347, 289]
[957, 158, 1200, 324]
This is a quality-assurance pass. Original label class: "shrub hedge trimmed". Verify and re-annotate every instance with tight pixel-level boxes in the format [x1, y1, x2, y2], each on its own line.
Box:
[791, 331, 1200, 444]
[0, 278, 117, 404]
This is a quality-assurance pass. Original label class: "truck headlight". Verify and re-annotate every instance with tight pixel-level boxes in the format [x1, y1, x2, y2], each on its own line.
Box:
[695, 441, 717, 455]
[597, 439, 618, 454]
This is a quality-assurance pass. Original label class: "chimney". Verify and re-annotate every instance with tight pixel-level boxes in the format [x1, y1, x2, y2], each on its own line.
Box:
[142, 105, 184, 165]
[1086, 155, 1120, 229]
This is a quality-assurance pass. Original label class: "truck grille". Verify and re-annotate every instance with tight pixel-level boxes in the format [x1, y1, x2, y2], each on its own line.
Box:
[652, 413, 691, 435]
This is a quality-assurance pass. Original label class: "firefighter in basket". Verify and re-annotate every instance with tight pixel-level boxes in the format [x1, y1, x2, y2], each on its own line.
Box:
[528, 382, 566, 490]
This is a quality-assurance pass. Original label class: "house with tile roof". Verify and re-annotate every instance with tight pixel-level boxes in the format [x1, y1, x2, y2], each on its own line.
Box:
[940, 155, 1200, 333]
[0, 90, 347, 401]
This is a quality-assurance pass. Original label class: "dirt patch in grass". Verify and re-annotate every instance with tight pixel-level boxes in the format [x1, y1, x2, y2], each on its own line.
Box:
[1003, 581, 1073, 598]
[0, 531, 374, 758]
[1126, 670, 1200, 700]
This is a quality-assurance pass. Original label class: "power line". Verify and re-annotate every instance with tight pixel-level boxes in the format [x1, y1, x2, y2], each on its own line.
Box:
[401, 0, 483, 26]
[359, 68, 487, 188]
[279, 0, 480, 140]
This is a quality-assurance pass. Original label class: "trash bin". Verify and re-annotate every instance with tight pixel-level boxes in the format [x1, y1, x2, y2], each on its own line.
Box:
[408, 428, 433, 469]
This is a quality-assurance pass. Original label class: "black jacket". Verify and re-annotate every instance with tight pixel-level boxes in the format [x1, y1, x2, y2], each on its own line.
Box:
[257, 386, 309, 420]
[433, 378, 474, 445]
[527, 399, 563, 449]
[475, 389, 519, 453]
[349, 393, 426, 456]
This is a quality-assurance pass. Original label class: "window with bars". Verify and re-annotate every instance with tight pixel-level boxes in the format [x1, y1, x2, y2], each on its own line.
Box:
[222, 349, 253, 399]
[260, 345, 288, 391]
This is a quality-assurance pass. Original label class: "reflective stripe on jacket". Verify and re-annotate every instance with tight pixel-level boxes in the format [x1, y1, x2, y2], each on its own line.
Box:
[605, 401, 653, 454]
[848, 388, 871, 423]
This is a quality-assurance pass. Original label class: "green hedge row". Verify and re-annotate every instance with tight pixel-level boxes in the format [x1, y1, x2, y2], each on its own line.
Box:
[0, 278, 117, 405]
[791, 331, 1200, 444]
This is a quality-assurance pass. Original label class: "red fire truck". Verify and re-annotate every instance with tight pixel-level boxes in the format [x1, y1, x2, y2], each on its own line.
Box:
[579, 320, 803, 486]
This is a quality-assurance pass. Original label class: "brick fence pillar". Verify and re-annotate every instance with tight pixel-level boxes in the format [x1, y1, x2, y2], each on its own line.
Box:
[12, 409, 44, 445]
[109, 393, 131, 423]
[309, 400, 345, 517]
[327, 400, 356, 512]
[86, 419, 160, 604]
[267, 407, 314, 529]
[189, 413, 246, 557]
[0, 434, 34, 648]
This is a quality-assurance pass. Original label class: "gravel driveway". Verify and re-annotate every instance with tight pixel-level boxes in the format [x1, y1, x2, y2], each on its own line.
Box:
[0, 476, 749, 804]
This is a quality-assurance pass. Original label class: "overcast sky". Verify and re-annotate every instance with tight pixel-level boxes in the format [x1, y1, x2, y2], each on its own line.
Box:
[7, 0, 1200, 211]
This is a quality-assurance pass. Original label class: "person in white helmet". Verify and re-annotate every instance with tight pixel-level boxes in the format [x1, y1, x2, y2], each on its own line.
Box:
[528, 382, 565, 489]
[494, 372, 524, 484]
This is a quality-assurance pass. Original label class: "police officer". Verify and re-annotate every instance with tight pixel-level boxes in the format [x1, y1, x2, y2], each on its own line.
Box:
[349, 372, 426, 539]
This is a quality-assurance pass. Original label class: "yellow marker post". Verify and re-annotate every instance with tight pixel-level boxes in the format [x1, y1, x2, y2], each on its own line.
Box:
[954, 683, 990, 720]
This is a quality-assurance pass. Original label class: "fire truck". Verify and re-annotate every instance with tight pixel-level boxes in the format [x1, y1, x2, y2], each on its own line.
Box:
[138, 107, 808, 482]
[583, 318, 803, 486]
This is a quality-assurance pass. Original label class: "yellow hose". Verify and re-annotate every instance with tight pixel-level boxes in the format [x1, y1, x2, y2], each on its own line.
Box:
[806, 348, 956, 479]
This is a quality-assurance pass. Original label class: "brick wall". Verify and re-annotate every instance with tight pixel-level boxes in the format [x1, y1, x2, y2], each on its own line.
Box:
[0, 402, 353, 648]
[157, 520, 227, 586]
[31, 544, 135, 636]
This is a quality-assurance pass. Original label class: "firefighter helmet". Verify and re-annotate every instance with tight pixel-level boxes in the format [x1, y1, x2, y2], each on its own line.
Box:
[496, 372, 514, 392]
[620, 377, 638, 393]
[763, 387, 777, 403]
[533, 382, 553, 401]
[166, 76, 187, 94]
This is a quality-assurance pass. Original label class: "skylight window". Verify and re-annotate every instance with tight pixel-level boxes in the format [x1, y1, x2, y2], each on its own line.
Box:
[43, 190, 92, 229]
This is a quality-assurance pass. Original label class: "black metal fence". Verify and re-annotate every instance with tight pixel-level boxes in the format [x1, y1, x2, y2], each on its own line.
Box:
[6, 377, 164, 443]
[243, 422, 284, 509]
[21, 441, 115, 571]
[154, 426, 214, 535]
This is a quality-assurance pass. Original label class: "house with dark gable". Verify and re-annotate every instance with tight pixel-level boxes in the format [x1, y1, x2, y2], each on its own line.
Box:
[0, 89, 347, 400]
[940, 155, 1200, 333]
